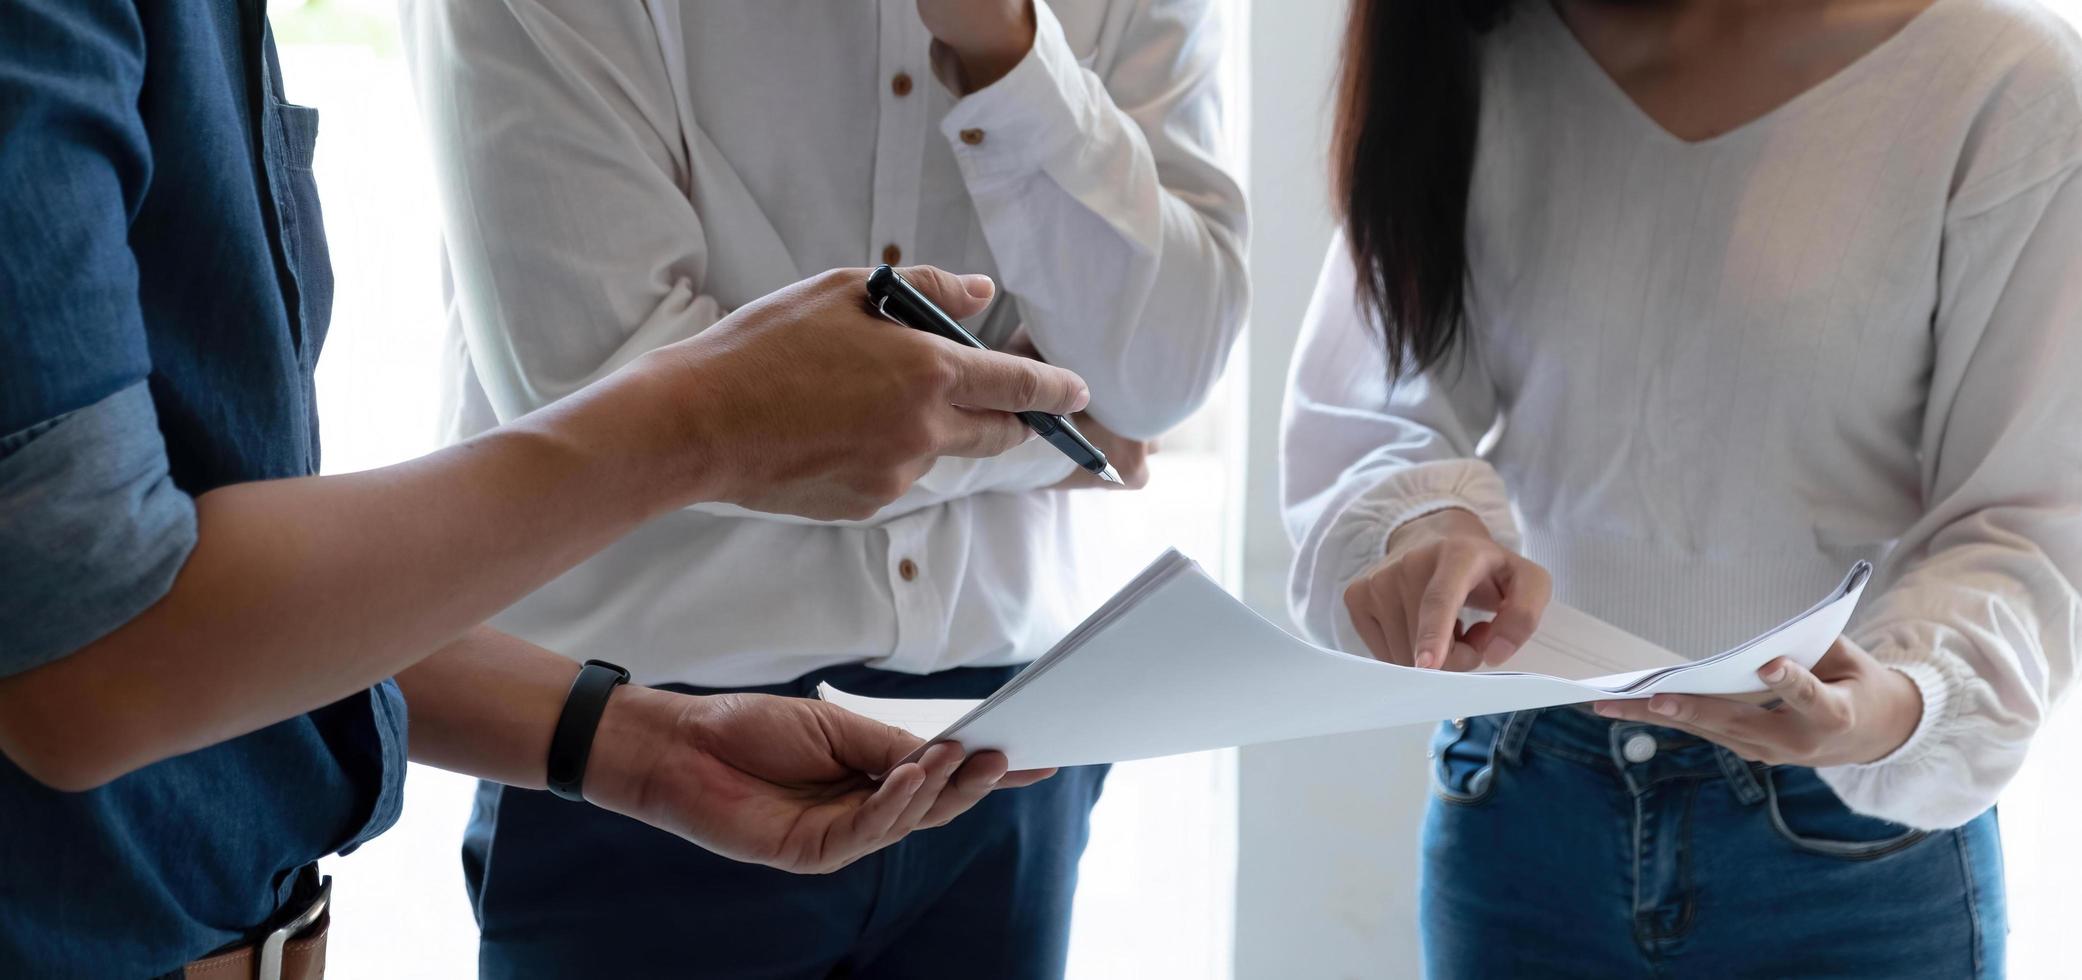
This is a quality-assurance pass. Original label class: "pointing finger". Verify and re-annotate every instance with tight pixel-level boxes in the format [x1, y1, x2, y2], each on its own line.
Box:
[1414, 551, 1499, 669]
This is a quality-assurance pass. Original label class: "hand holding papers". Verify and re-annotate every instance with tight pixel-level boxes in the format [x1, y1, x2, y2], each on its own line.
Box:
[823, 550, 1873, 770]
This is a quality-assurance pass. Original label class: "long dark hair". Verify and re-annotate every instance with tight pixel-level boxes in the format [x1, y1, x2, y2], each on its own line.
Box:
[1333, 0, 1514, 378]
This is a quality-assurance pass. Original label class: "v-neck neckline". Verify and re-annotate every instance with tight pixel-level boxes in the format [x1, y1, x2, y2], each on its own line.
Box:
[1532, 0, 1950, 149]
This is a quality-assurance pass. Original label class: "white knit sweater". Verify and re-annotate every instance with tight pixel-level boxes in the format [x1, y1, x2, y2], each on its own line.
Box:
[1282, 0, 2082, 830]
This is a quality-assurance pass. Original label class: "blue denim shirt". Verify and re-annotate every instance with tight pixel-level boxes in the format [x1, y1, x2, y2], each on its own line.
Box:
[0, 2, 406, 975]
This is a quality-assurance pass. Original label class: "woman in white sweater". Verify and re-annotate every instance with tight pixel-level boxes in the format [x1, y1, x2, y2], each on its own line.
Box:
[1283, 0, 2081, 975]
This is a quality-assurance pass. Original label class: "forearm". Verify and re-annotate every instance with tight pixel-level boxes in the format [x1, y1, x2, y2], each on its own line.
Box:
[398, 627, 582, 789]
[0, 366, 693, 790]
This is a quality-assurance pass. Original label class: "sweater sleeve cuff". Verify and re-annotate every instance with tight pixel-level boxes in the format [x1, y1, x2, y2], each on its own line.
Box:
[1838, 657, 1956, 772]
[935, 2, 1091, 188]
[1296, 460, 1517, 654]
[1814, 645, 1989, 829]
[1329, 459, 1518, 590]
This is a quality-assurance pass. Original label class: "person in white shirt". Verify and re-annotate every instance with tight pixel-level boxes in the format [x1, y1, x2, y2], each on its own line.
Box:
[1283, 0, 2080, 975]
[402, 0, 1246, 976]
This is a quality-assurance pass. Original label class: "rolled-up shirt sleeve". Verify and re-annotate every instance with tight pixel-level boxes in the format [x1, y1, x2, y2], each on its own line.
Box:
[0, 0, 193, 675]
[936, 0, 1250, 439]
[0, 386, 197, 676]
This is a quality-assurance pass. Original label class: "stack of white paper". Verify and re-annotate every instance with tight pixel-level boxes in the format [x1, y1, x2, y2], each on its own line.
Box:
[822, 550, 1872, 771]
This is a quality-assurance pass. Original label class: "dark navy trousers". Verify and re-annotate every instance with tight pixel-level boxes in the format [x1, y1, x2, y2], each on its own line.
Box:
[465, 664, 1108, 979]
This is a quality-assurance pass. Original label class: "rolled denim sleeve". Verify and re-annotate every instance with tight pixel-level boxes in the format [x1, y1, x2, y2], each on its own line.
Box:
[1, 1, 187, 674]
[0, 385, 197, 676]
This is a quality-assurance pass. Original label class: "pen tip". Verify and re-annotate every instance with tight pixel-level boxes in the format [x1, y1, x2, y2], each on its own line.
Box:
[1097, 465, 1124, 485]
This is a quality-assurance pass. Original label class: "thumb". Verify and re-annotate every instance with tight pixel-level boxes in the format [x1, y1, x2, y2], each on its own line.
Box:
[812, 700, 926, 776]
[896, 264, 994, 322]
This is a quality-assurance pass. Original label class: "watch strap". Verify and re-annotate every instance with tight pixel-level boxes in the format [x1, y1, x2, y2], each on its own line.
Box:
[546, 659, 631, 802]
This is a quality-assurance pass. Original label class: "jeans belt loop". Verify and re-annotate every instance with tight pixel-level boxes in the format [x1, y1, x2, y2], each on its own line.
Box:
[1714, 745, 1767, 805]
[1495, 709, 1540, 766]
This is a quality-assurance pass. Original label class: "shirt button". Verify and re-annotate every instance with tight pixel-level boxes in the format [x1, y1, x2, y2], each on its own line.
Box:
[959, 127, 986, 146]
[1622, 732, 1658, 764]
[897, 558, 919, 582]
[882, 243, 902, 266]
[891, 72, 914, 97]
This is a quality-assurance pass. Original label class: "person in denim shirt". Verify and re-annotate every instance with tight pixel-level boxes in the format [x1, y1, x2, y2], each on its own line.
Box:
[0, 1, 1090, 976]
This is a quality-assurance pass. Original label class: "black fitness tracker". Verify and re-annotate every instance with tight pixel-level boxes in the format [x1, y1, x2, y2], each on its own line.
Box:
[546, 659, 632, 802]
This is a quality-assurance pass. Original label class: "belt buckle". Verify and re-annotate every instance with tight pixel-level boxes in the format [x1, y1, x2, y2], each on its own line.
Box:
[257, 874, 330, 980]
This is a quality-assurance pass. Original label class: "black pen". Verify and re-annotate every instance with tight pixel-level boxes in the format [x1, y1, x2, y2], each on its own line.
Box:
[866, 265, 1122, 485]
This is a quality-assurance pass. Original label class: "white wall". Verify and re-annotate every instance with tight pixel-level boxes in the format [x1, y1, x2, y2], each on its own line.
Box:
[1231, 2, 1432, 978]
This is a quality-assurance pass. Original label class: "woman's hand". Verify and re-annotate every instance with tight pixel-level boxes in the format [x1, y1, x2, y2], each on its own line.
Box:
[1343, 508, 1553, 670]
[1592, 637, 1924, 767]
[586, 687, 1054, 875]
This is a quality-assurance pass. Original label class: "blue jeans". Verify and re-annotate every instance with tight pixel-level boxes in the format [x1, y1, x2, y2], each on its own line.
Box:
[1420, 707, 2006, 978]
[466, 664, 1109, 979]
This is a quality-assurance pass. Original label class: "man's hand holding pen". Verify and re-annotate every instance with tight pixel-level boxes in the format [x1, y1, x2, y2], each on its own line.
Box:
[637, 266, 1092, 521]
[998, 328, 1158, 491]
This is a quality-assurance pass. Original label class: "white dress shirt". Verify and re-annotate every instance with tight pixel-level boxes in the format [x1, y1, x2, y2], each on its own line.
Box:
[1283, 0, 2082, 830]
[401, 0, 1247, 686]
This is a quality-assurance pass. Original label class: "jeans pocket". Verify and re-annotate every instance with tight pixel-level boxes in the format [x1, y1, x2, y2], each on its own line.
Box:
[1764, 766, 1929, 860]
[1429, 717, 1501, 806]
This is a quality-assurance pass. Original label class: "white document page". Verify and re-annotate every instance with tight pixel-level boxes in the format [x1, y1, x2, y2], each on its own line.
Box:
[820, 692, 974, 742]
[823, 551, 1872, 771]
[1479, 602, 1690, 681]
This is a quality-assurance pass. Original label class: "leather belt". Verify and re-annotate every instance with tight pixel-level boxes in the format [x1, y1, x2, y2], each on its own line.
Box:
[184, 872, 331, 980]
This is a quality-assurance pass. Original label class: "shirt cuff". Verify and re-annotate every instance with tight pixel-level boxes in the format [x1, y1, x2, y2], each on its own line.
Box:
[935, 1, 1092, 188]
[0, 382, 196, 676]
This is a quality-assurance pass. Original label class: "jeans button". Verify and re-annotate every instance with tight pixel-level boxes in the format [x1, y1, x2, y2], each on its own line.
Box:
[1451, 717, 1466, 731]
[1622, 732, 1658, 764]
